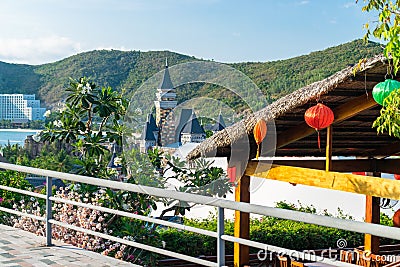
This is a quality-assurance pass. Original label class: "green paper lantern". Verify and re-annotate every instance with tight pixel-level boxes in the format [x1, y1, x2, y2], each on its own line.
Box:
[372, 79, 400, 106]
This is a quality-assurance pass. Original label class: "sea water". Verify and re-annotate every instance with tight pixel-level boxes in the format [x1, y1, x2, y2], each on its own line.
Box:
[0, 129, 41, 147]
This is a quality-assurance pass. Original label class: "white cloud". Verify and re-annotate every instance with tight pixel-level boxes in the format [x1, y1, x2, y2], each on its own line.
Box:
[0, 36, 82, 65]
[343, 2, 356, 8]
[298, 0, 310, 5]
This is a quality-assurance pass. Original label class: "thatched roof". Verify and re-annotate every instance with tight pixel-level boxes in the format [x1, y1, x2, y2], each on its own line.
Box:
[188, 54, 400, 160]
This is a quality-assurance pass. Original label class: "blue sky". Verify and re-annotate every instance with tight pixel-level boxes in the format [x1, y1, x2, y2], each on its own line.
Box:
[0, 0, 376, 65]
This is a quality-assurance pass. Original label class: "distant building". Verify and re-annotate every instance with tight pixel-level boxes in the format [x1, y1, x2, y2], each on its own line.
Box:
[140, 114, 159, 153]
[0, 94, 46, 122]
[139, 60, 224, 152]
[211, 112, 226, 133]
[154, 59, 177, 146]
[180, 111, 206, 145]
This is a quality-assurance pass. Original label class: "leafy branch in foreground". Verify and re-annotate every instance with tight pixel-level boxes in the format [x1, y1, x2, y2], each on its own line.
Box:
[373, 89, 400, 137]
[360, 0, 400, 74]
[159, 155, 233, 219]
[358, 1, 400, 138]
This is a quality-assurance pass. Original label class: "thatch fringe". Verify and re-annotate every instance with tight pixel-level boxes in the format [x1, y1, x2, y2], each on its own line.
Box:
[187, 54, 386, 160]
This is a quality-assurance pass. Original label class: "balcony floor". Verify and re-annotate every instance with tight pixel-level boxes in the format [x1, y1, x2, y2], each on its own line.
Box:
[0, 224, 139, 267]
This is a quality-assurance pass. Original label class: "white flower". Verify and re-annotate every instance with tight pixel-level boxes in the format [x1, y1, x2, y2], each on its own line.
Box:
[53, 120, 63, 128]
[44, 110, 51, 117]
[114, 157, 122, 166]
[82, 83, 92, 94]
[135, 108, 142, 115]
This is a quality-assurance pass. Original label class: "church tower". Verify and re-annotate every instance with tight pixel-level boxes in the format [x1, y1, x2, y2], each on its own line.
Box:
[154, 59, 177, 146]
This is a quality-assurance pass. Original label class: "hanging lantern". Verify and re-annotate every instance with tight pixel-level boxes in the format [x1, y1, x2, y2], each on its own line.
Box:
[393, 209, 400, 228]
[352, 172, 366, 176]
[253, 119, 267, 159]
[304, 103, 334, 149]
[395, 174, 400, 180]
[372, 79, 400, 106]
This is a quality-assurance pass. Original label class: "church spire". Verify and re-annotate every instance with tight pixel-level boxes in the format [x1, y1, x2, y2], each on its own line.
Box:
[159, 58, 174, 89]
[154, 58, 177, 146]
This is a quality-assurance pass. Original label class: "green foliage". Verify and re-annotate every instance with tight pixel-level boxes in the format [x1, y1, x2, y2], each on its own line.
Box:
[41, 77, 128, 176]
[232, 40, 382, 103]
[0, 170, 34, 224]
[0, 143, 30, 165]
[0, 62, 40, 95]
[158, 203, 397, 258]
[159, 155, 233, 218]
[372, 89, 400, 137]
[123, 148, 165, 188]
[0, 120, 44, 129]
[360, 0, 400, 74]
[22, 147, 74, 173]
[205, 130, 213, 138]
[360, 1, 400, 138]
[381, 212, 394, 226]
[0, 171, 33, 208]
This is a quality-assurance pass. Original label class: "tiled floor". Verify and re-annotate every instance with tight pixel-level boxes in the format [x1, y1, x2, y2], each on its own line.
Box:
[0, 224, 140, 267]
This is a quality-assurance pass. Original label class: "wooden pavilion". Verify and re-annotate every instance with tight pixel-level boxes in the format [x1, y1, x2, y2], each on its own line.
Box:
[187, 54, 400, 267]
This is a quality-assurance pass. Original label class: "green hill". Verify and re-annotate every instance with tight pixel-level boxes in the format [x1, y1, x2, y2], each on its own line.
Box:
[0, 39, 383, 108]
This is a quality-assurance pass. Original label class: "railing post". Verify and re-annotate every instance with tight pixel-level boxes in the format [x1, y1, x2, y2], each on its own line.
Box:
[46, 176, 52, 246]
[217, 207, 225, 267]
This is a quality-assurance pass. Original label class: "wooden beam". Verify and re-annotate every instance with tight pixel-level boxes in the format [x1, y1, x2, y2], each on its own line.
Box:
[276, 92, 377, 149]
[266, 159, 400, 173]
[365, 141, 400, 158]
[378, 159, 400, 173]
[245, 163, 400, 200]
[365, 172, 380, 254]
[234, 174, 250, 267]
[326, 125, 333, 171]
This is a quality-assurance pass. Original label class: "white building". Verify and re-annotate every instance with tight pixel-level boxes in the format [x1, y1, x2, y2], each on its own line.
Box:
[180, 112, 206, 145]
[0, 94, 46, 122]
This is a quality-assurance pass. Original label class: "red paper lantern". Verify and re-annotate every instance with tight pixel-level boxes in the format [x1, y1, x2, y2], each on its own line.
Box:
[227, 166, 236, 183]
[395, 174, 400, 180]
[352, 172, 366, 176]
[393, 209, 400, 227]
[253, 119, 267, 145]
[253, 119, 267, 159]
[304, 103, 334, 148]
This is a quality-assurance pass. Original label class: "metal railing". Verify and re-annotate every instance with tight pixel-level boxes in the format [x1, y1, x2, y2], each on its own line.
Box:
[0, 161, 399, 267]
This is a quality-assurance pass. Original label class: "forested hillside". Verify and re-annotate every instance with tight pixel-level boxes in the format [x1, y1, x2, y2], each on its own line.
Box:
[0, 39, 382, 108]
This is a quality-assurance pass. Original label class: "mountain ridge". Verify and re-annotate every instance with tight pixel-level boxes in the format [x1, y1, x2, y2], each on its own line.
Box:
[0, 39, 383, 108]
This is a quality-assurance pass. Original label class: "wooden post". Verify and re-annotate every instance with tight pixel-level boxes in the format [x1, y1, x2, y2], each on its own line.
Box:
[234, 174, 250, 267]
[325, 125, 333, 171]
[364, 172, 380, 254]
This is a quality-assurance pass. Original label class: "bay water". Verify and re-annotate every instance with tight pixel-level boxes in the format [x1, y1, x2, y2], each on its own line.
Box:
[0, 129, 41, 147]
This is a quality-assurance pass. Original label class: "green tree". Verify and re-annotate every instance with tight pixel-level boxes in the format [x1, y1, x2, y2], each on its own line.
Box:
[40, 77, 160, 219]
[41, 77, 128, 177]
[359, 0, 400, 138]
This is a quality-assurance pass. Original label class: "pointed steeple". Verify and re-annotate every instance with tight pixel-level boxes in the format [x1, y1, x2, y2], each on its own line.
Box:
[142, 114, 158, 141]
[147, 114, 158, 131]
[212, 111, 226, 132]
[107, 142, 121, 169]
[182, 111, 205, 135]
[159, 58, 174, 89]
